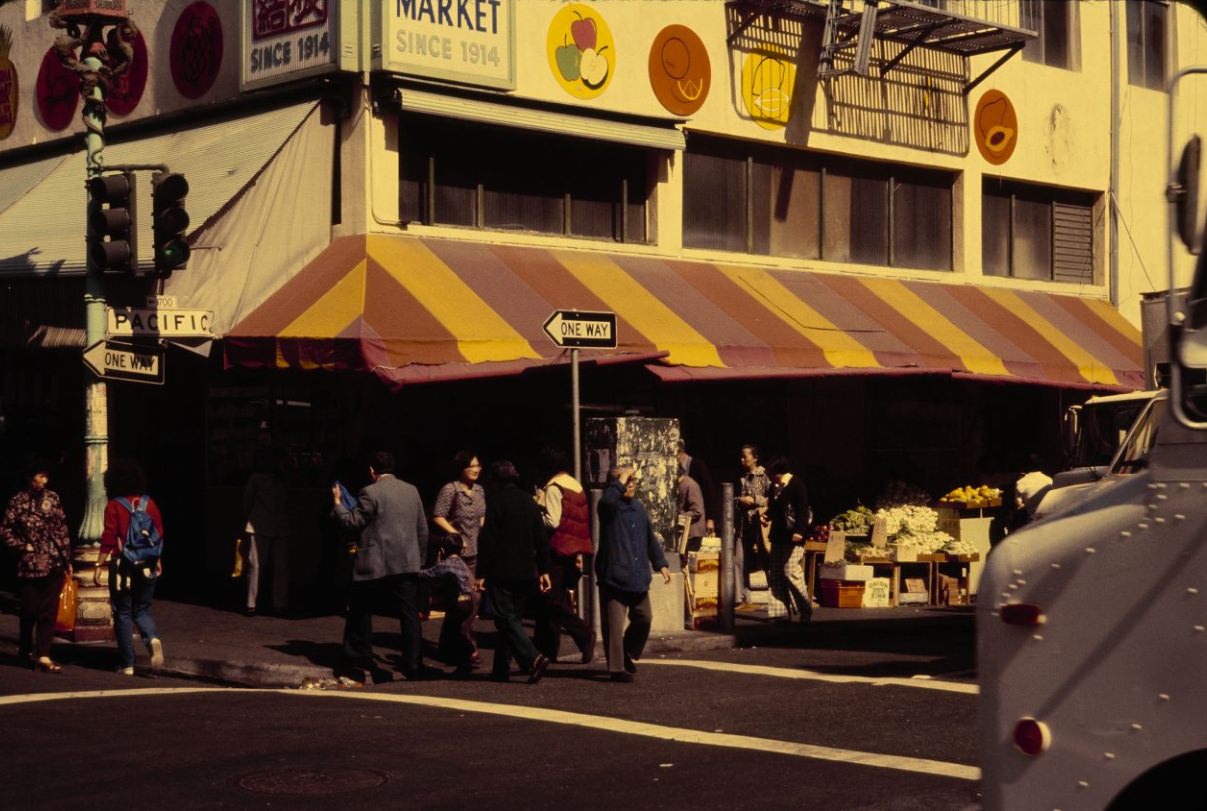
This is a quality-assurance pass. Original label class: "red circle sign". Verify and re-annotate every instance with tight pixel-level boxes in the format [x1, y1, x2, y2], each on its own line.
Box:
[35, 46, 79, 132]
[170, 1, 223, 100]
[108, 28, 148, 116]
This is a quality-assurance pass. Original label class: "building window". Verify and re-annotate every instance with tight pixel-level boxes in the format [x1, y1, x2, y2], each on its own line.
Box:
[684, 138, 952, 271]
[1127, 0, 1169, 91]
[982, 180, 1096, 282]
[400, 116, 652, 243]
[1021, 0, 1077, 70]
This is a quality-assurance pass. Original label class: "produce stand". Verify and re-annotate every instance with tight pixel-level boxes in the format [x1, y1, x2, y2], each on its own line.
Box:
[802, 540, 828, 605]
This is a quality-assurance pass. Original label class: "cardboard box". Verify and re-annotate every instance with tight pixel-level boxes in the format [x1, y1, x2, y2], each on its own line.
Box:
[688, 551, 719, 573]
[689, 569, 718, 598]
[898, 577, 930, 605]
[819, 563, 874, 582]
[819, 581, 865, 608]
[936, 573, 964, 605]
[861, 577, 892, 608]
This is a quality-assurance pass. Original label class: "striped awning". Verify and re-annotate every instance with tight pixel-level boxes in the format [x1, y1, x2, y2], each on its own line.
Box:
[224, 235, 1144, 391]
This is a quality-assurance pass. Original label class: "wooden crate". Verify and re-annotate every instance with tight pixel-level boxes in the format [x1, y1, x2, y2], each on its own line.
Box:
[819, 580, 865, 608]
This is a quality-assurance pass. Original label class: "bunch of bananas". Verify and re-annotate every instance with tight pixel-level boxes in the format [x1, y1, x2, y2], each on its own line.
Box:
[939, 485, 1002, 504]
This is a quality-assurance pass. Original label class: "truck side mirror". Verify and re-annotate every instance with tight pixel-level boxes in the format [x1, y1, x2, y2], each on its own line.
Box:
[1173, 136, 1202, 253]
[1062, 405, 1082, 462]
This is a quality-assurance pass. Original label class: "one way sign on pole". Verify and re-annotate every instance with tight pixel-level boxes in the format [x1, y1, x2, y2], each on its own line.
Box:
[542, 310, 618, 349]
[83, 341, 166, 385]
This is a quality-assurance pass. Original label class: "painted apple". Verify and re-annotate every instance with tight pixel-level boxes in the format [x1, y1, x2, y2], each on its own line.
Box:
[571, 15, 597, 51]
[555, 39, 581, 82]
[580, 47, 609, 90]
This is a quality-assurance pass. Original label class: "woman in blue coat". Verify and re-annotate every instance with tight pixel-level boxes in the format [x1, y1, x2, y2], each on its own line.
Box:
[595, 466, 671, 683]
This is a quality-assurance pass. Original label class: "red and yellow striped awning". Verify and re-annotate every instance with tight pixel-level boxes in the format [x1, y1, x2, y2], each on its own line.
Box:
[224, 235, 1143, 391]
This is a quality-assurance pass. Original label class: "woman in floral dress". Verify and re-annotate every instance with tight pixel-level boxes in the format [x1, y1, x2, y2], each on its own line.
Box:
[2, 459, 73, 672]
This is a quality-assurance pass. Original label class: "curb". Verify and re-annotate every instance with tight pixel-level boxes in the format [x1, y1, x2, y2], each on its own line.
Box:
[159, 658, 334, 689]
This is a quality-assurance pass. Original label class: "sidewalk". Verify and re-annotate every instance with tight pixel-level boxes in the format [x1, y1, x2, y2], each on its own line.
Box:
[10, 596, 974, 689]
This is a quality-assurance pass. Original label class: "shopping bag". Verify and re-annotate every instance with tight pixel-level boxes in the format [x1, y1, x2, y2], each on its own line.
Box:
[231, 537, 244, 578]
[54, 575, 77, 635]
[478, 587, 496, 620]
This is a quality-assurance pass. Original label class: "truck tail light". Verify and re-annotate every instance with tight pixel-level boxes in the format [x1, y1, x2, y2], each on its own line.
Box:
[1000, 603, 1046, 626]
[1013, 717, 1051, 756]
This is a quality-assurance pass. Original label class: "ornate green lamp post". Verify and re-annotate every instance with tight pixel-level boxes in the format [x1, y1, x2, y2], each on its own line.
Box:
[49, 0, 137, 642]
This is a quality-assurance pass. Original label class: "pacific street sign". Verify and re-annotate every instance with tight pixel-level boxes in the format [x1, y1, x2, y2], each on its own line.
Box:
[542, 310, 617, 349]
[106, 306, 213, 339]
[83, 340, 166, 385]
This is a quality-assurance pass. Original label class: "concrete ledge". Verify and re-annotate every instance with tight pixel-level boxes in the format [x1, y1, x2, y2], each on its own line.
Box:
[159, 658, 334, 689]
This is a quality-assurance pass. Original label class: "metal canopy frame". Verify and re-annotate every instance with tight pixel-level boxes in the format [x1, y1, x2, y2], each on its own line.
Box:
[726, 0, 1036, 94]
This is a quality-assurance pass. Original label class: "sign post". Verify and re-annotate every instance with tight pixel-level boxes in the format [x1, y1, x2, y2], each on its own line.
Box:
[542, 310, 618, 481]
[543, 309, 618, 632]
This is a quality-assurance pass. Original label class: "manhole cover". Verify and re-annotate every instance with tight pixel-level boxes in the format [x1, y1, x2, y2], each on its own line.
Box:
[235, 767, 389, 795]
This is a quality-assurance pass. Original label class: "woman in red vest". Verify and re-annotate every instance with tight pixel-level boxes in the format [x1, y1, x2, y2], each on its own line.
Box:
[534, 446, 596, 663]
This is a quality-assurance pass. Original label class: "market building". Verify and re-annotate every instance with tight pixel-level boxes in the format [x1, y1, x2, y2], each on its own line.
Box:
[1, 1, 1203, 613]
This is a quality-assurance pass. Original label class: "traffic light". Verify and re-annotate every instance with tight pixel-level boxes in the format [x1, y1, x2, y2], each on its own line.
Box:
[151, 171, 190, 278]
[87, 171, 136, 273]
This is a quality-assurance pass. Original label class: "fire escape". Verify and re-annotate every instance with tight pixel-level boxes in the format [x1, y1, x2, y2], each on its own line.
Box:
[726, 0, 1037, 96]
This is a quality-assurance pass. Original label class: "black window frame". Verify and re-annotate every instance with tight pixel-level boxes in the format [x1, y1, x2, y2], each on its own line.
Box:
[399, 115, 654, 245]
[1020, 0, 1078, 71]
[982, 179, 1097, 283]
[1127, 0, 1170, 91]
[683, 137, 954, 272]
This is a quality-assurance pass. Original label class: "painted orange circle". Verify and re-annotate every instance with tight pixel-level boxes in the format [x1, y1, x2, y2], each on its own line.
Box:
[974, 89, 1017, 165]
[648, 25, 710, 116]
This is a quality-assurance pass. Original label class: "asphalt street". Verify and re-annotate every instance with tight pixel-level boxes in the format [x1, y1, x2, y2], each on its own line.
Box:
[0, 620, 981, 811]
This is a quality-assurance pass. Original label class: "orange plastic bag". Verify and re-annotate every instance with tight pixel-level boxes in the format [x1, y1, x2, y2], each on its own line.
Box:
[54, 575, 77, 635]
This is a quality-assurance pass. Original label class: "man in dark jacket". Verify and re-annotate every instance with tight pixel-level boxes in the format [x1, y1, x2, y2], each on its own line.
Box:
[332, 451, 429, 681]
[595, 466, 671, 683]
[475, 460, 552, 684]
[764, 456, 812, 623]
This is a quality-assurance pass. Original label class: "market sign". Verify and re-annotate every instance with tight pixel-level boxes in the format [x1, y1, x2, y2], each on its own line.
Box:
[242, 0, 342, 90]
[381, 0, 515, 90]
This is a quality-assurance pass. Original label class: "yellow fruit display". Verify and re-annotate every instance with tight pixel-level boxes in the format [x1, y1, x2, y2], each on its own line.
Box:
[939, 484, 1002, 507]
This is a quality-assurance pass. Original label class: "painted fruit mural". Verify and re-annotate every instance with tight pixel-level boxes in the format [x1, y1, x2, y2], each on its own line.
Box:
[0, 26, 16, 140]
[648, 24, 710, 116]
[741, 52, 796, 130]
[547, 4, 615, 100]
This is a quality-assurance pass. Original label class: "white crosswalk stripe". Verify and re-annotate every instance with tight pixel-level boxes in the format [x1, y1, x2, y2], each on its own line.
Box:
[643, 659, 979, 694]
[0, 687, 980, 782]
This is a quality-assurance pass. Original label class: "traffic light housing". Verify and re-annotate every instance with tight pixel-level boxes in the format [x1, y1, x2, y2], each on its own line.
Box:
[151, 171, 190, 277]
[87, 171, 136, 273]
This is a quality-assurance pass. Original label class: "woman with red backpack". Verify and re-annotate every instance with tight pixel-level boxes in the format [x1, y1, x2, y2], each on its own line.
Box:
[93, 458, 165, 676]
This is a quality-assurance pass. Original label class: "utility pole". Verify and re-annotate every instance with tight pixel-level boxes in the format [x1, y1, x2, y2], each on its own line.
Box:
[49, 2, 136, 642]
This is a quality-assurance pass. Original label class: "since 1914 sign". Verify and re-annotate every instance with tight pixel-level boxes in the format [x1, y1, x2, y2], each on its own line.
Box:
[381, 0, 515, 90]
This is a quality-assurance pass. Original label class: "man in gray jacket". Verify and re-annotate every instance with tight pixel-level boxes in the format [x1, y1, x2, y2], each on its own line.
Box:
[332, 451, 429, 681]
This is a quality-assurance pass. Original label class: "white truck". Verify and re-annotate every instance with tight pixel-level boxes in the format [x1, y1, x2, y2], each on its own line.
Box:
[978, 66, 1207, 810]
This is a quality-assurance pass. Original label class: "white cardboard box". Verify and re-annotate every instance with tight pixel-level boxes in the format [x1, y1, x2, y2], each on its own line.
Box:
[862, 577, 892, 607]
[819, 563, 874, 582]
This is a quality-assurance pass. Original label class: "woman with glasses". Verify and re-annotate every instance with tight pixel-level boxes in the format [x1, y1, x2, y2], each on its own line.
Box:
[431, 450, 486, 675]
[2, 457, 73, 673]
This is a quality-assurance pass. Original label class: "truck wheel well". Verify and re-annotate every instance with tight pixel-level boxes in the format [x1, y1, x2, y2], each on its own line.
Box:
[1105, 750, 1207, 810]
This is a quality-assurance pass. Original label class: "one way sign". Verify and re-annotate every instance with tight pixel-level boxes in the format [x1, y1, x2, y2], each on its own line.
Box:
[83, 341, 165, 385]
[542, 310, 617, 349]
